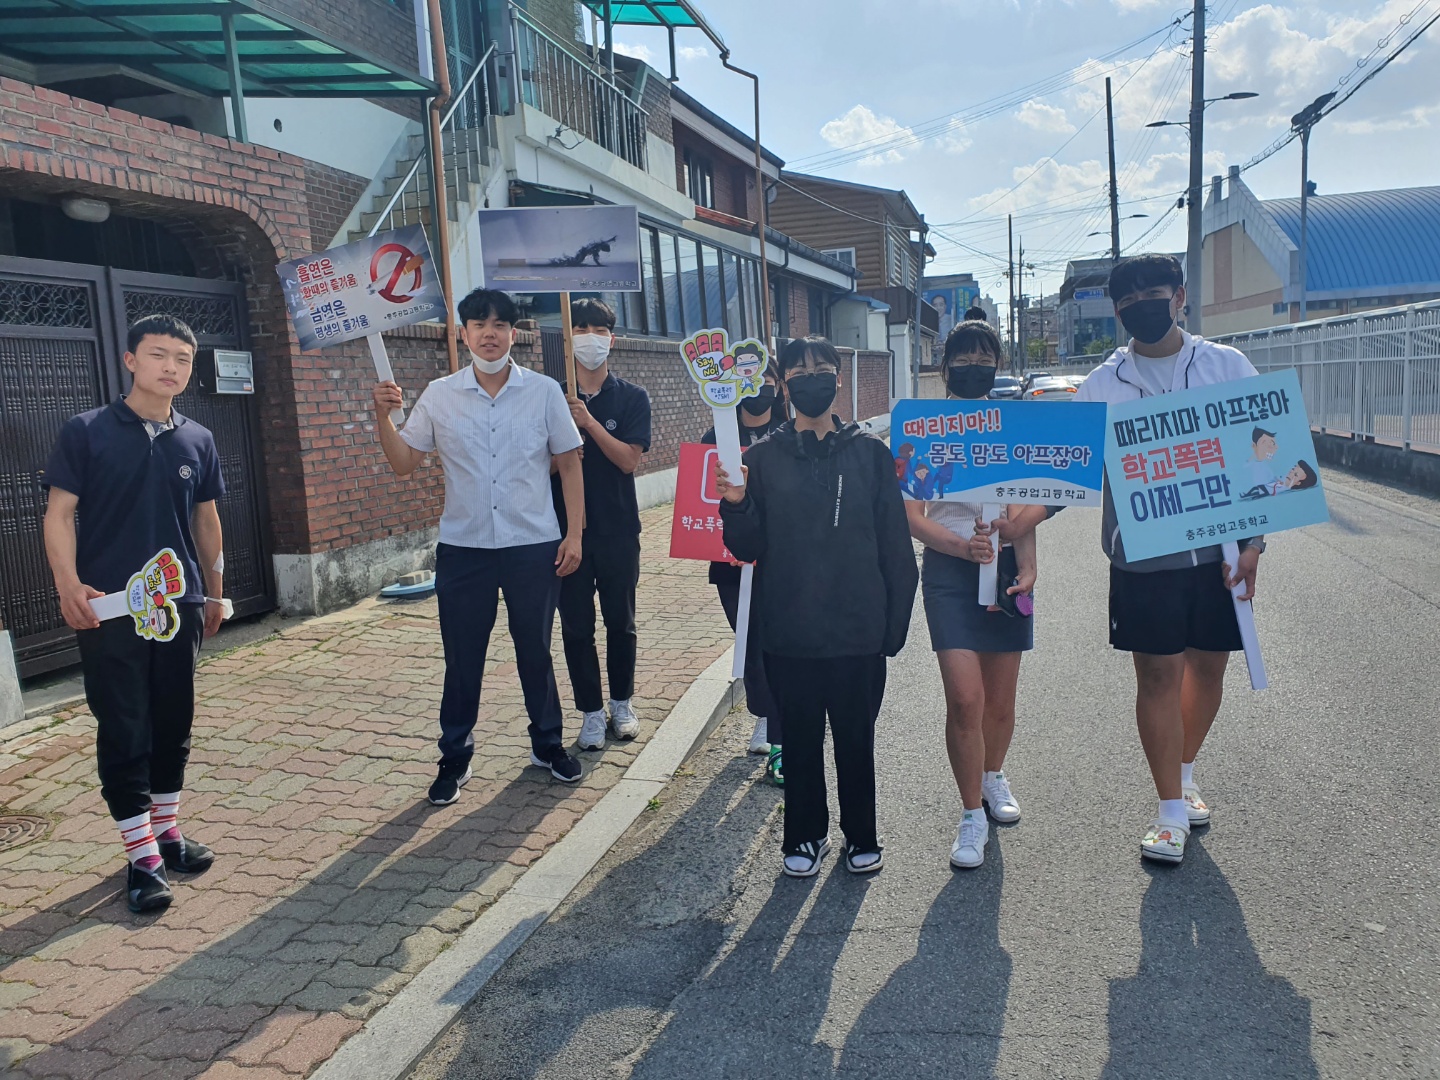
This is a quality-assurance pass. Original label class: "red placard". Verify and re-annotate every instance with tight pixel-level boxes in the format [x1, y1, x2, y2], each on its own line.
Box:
[669, 443, 737, 562]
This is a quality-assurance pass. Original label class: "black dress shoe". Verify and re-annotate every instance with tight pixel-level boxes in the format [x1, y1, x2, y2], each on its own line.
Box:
[126, 862, 174, 913]
[159, 834, 214, 874]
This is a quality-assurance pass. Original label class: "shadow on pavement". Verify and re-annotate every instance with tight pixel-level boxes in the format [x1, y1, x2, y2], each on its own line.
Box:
[412, 752, 787, 1080]
[1101, 839, 1318, 1080]
[1, 770, 573, 1078]
[836, 844, 1010, 1079]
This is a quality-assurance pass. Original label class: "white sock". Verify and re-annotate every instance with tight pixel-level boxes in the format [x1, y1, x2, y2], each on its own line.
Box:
[1180, 762, 1195, 788]
[983, 770, 1004, 785]
[151, 791, 181, 843]
[1158, 799, 1188, 827]
[962, 807, 985, 822]
[118, 812, 160, 867]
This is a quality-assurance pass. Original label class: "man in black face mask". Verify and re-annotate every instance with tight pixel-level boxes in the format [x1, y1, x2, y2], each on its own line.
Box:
[715, 336, 918, 879]
[1074, 253, 1266, 866]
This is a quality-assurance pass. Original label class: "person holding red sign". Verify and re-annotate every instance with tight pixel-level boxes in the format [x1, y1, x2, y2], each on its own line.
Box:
[904, 320, 1041, 870]
[703, 367, 788, 784]
[1075, 254, 1264, 865]
[43, 314, 228, 914]
[716, 336, 917, 878]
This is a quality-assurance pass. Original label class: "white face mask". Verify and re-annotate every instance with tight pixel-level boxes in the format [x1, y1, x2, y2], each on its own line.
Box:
[469, 348, 511, 376]
[572, 333, 611, 371]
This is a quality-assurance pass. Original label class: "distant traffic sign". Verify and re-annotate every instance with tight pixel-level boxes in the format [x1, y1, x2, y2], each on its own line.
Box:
[1074, 287, 1106, 301]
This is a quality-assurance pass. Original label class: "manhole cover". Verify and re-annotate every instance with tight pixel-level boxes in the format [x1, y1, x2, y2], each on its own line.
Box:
[0, 815, 50, 852]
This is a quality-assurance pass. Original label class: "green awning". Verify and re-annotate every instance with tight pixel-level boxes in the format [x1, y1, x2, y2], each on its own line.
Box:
[578, 1, 725, 52]
[0, 0, 435, 97]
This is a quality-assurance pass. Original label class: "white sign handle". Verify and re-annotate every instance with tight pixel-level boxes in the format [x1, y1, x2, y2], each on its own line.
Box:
[367, 333, 405, 426]
[733, 563, 754, 680]
[711, 405, 750, 677]
[1222, 540, 1268, 691]
[977, 501, 1001, 607]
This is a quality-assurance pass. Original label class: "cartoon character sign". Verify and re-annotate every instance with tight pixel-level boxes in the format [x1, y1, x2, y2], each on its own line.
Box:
[125, 548, 186, 642]
[680, 328, 769, 408]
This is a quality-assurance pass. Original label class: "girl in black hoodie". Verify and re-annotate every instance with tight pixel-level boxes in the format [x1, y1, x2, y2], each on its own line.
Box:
[717, 336, 918, 878]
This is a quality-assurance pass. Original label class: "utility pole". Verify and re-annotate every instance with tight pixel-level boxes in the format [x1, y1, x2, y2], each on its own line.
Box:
[1007, 214, 1016, 364]
[1291, 92, 1334, 322]
[1106, 76, 1121, 264]
[1186, 0, 1205, 334]
[912, 216, 928, 396]
[1017, 240, 1027, 368]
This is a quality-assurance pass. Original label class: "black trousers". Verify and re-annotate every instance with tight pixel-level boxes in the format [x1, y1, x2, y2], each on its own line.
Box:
[715, 576, 782, 743]
[764, 653, 886, 854]
[435, 541, 564, 766]
[77, 602, 204, 822]
[558, 531, 640, 713]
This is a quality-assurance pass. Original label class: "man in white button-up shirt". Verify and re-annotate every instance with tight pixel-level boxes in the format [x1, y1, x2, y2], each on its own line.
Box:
[373, 289, 585, 803]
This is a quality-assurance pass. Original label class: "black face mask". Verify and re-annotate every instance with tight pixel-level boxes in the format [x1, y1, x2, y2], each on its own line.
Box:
[1118, 297, 1177, 345]
[786, 373, 837, 418]
[739, 387, 777, 416]
[947, 364, 998, 399]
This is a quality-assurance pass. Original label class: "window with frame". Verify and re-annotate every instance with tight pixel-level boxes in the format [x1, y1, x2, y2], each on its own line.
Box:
[683, 148, 715, 210]
[822, 247, 857, 269]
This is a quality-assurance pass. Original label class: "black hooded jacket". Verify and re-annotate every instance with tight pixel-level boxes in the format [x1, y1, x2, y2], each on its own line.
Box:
[719, 419, 918, 659]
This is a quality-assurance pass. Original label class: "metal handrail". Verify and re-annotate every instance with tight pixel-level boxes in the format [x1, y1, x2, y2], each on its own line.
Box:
[369, 43, 498, 238]
[510, 5, 650, 171]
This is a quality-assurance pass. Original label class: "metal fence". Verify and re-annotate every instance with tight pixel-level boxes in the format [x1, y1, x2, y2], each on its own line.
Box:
[1214, 299, 1440, 453]
[511, 5, 650, 172]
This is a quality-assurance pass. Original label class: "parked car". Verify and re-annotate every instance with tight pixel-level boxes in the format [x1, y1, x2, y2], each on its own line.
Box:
[1023, 376, 1079, 401]
[989, 375, 1022, 400]
[1063, 373, 1087, 388]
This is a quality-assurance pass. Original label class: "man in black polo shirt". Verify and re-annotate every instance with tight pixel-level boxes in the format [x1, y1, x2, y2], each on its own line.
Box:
[44, 314, 228, 915]
[553, 298, 652, 751]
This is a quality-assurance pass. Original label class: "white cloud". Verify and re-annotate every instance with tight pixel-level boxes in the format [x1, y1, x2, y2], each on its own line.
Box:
[1016, 99, 1075, 134]
[819, 104, 916, 166]
[678, 45, 709, 61]
[612, 42, 654, 63]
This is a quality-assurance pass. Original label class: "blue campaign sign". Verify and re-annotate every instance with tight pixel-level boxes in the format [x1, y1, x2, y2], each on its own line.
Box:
[1103, 368, 1329, 561]
[891, 399, 1108, 505]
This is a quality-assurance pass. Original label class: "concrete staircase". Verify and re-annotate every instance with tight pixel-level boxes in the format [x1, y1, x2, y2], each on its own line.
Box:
[348, 126, 490, 243]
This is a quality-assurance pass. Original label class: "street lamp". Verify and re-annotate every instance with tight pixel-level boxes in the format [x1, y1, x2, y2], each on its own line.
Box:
[1088, 214, 1148, 239]
[1147, 90, 1258, 334]
[1291, 91, 1336, 321]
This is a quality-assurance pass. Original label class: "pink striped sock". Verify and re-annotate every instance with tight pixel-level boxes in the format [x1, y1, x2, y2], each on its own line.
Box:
[151, 792, 181, 843]
[117, 812, 162, 870]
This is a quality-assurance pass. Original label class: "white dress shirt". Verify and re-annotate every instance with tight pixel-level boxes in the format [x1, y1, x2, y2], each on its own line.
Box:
[400, 361, 583, 549]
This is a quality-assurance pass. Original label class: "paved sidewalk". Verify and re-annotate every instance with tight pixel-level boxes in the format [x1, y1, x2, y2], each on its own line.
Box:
[0, 504, 732, 1079]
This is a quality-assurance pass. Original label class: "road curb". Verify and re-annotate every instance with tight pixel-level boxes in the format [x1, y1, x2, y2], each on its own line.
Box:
[310, 649, 743, 1080]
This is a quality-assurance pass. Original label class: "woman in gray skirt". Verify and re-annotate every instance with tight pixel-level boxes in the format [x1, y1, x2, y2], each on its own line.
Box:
[906, 320, 1040, 871]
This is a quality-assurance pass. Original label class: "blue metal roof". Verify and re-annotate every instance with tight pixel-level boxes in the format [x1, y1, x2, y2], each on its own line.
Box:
[1263, 186, 1440, 297]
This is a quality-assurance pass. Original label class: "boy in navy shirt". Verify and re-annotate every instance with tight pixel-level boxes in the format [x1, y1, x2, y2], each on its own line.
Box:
[553, 298, 652, 752]
[44, 314, 228, 914]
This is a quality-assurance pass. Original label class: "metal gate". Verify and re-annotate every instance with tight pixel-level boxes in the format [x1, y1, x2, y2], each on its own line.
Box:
[0, 256, 274, 677]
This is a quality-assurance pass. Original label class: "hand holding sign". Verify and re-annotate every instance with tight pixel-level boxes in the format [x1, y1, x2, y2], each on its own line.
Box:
[714, 460, 748, 503]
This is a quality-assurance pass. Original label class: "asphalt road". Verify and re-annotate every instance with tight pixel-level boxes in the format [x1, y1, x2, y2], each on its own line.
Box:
[412, 469, 1440, 1080]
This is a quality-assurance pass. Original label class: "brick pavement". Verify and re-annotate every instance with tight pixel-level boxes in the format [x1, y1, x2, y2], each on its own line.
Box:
[0, 505, 732, 1078]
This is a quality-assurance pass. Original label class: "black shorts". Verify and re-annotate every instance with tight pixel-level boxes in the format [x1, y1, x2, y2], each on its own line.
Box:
[1109, 563, 1242, 656]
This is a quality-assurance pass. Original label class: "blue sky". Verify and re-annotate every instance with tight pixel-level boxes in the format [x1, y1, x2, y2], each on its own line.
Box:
[601, 0, 1439, 311]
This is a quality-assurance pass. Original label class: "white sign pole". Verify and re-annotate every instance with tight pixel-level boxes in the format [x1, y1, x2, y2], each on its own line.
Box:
[366, 333, 405, 426]
[711, 404, 750, 679]
[1222, 540, 1268, 691]
[977, 501, 1001, 607]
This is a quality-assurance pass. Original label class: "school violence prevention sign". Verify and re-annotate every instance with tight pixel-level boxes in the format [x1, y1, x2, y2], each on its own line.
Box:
[890, 399, 1107, 506]
[1103, 368, 1330, 561]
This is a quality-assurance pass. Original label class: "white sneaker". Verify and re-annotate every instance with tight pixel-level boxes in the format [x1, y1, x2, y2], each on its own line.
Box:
[608, 699, 639, 741]
[1183, 785, 1211, 827]
[1140, 819, 1190, 864]
[748, 717, 770, 755]
[949, 812, 989, 869]
[981, 771, 1021, 823]
[577, 710, 607, 751]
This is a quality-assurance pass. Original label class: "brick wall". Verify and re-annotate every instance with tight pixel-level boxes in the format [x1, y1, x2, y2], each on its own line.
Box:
[303, 161, 369, 250]
[0, 76, 451, 558]
[831, 349, 893, 425]
[673, 122, 754, 220]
